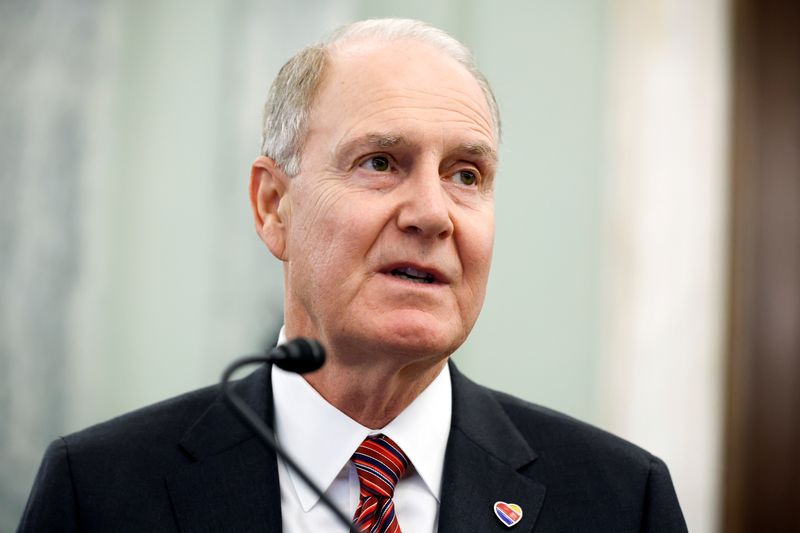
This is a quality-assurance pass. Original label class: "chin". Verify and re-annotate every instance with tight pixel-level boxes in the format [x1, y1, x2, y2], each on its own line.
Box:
[363, 319, 465, 360]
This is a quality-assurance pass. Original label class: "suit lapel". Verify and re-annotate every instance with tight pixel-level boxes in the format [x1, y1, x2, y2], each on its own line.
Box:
[438, 363, 545, 533]
[162, 361, 546, 532]
[166, 365, 282, 532]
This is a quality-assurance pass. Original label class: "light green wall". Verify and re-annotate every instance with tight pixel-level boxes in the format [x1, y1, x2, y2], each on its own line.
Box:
[468, 2, 607, 422]
[93, 0, 228, 419]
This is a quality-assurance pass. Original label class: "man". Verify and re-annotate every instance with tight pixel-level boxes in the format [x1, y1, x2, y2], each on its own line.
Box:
[19, 19, 687, 532]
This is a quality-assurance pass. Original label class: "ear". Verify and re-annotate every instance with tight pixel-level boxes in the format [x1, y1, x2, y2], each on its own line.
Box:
[249, 155, 290, 261]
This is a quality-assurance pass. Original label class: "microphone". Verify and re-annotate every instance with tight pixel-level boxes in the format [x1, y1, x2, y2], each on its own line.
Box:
[220, 338, 359, 533]
[269, 337, 325, 373]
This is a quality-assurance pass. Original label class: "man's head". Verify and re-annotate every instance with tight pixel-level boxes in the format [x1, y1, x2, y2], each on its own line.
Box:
[260, 18, 501, 177]
[250, 19, 499, 370]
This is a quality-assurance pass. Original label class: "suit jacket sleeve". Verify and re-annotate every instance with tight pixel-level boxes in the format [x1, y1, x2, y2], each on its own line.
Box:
[641, 456, 688, 532]
[17, 438, 79, 533]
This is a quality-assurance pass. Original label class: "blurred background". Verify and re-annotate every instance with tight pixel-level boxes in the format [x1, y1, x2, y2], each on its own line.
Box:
[1, 0, 797, 531]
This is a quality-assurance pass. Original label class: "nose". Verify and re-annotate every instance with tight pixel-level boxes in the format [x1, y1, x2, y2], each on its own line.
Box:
[396, 168, 454, 239]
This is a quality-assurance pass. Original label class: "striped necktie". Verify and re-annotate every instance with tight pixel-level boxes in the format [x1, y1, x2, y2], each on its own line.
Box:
[351, 434, 409, 533]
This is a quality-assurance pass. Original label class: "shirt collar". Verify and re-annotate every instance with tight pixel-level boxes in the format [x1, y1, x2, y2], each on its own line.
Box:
[380, 361, 451, 501]
[272, 327, 452, 511]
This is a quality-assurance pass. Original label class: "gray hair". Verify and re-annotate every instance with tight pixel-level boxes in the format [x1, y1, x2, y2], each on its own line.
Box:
[260, 18, 501, 177]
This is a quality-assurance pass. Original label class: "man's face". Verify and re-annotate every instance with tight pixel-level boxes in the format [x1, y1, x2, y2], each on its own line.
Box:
[265, 39, 496, 364]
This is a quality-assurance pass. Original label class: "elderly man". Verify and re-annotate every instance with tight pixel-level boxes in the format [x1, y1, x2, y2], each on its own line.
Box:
[19, 19, 687, 532]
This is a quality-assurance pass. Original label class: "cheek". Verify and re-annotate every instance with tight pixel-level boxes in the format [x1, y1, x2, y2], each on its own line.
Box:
[286, 181, 344, 254]
[462, 207, 495, 266]
[286, 186, 387, 289]
[457, 212, 495, 299]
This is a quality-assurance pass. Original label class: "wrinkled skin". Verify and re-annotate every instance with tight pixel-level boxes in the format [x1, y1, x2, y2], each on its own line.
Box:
[250, 38, 497, 427]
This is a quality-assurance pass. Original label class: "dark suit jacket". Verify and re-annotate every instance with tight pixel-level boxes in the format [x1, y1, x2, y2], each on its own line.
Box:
[18, 363, 687, 532]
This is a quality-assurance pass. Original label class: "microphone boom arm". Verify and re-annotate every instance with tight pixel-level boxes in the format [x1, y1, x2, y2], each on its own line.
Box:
[220, 354, 360, 533]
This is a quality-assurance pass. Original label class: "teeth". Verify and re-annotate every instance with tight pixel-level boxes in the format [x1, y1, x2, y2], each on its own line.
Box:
[399, 266, 427, 278]
[397, 273, 429, 283]
[391, 267, 435, 283]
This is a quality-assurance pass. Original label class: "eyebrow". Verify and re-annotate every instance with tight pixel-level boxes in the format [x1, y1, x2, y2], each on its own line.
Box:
[455, 141, 498, 164]
[335, 133, 409, 162]
[336, 132, 498, 165]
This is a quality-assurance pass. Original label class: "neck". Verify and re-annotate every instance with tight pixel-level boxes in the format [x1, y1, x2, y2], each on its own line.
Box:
[302, 354, 448, 429]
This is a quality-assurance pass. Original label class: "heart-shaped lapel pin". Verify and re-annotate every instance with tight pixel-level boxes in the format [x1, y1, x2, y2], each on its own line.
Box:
[494, 501, 523, 527]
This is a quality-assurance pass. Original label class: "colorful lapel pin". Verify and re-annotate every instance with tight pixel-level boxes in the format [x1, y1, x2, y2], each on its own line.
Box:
[494, 501, 523, 527]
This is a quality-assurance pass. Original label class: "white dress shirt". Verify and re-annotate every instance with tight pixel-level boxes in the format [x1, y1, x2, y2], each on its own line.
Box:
[272, 331, 452, 533]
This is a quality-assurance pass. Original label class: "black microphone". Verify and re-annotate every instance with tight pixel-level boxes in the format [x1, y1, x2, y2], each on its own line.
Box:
[220, 338, 359, 533]
[269, 336, 325, 373]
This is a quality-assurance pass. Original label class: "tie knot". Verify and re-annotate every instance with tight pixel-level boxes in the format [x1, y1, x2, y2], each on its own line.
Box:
[352, 434, 409, 499]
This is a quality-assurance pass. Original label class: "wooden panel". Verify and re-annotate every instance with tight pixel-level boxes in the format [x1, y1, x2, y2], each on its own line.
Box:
[723, 0, 800, 531]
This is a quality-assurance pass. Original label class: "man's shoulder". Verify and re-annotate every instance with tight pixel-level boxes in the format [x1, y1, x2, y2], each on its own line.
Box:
[453, 369, 657, 474]
[64, 381, 218, 452]
[448, 368, 686, 530]
[492, 386, 652, 463]
[57, 362, 273, 472]
[52, 380, 226, 485]
[19, 369, 274, 531]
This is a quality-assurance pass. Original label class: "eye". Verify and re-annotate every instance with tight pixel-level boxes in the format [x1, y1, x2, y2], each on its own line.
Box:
[451, 169, 478, 186]
[360, 155, 391, 172]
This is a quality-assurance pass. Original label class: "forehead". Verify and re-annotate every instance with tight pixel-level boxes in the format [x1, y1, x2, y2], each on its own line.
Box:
[306, 38, 496, 152]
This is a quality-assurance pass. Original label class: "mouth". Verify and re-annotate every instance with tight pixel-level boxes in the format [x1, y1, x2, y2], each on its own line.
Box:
[382, 264, 442, 284]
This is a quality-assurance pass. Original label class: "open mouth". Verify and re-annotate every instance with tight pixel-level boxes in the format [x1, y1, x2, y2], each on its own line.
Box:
[389, 266, 436, 284]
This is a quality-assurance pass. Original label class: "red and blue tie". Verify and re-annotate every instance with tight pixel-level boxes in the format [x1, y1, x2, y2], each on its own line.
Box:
[351, 434, 409, 533]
